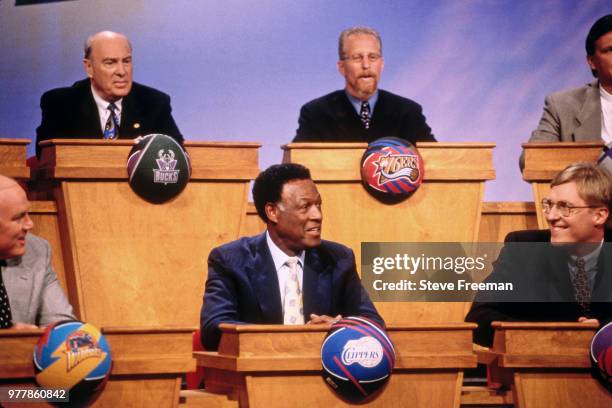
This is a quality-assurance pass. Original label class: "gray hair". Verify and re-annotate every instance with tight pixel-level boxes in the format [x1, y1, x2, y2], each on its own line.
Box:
[338, 26, 382, 60]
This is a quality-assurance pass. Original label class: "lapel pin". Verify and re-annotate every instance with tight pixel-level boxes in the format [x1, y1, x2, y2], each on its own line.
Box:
[133, 123, 140, 129]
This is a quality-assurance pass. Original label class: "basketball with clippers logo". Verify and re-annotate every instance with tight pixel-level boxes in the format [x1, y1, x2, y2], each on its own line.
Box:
[127, 133, 191, 204]
[591, 321, 612, 390]
[361, 137, 424, 203]
[321, 316, 395, 403]
[33, 321, 112, 403]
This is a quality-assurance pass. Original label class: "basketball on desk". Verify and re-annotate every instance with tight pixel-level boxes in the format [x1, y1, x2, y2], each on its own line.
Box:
[591, 321, 612, 387]
[33, 321, 112, 401]
[127, 133, 191, 204]
[321, 316, 395, 403]
[361, 136, 424, 201]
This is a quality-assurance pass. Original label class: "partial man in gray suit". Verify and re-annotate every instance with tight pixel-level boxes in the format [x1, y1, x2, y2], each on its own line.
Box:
[0, 175, 74, 329]
[521, 14, 612, 170]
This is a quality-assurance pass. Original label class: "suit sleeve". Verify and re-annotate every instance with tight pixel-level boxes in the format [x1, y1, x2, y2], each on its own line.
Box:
[399, 102, 436, 142]
[200, 247, 242, 350]
[520, 94, 562, 170]
[465, 243, 523, 346]
[155, 94, 184, 144]
[37, 240, 76, 327]
[340, 249, 385, 328]
[35, 91, 63, 158]
[294, 104, 324, 142]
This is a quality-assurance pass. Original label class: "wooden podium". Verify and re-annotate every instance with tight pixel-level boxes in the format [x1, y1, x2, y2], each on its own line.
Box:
[0, 138, 30, 179]
[0, 326, 195, 407]
[195, 323, 477, 408]
[283, 143, 495, 323]
[481, 322, 611, 408]
[33, 139, 260, 328]
[522, 142, 603, 229]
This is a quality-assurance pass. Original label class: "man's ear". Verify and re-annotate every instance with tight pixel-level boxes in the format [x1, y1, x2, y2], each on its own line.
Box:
[594, 206, 609, 227]
[265, 202, 278, 224]
[83, 58, 93, 78]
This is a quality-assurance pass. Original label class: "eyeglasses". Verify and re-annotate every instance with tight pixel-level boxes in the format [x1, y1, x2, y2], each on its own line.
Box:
[342, 53, 382, 64]
[541, 198, 600, 217]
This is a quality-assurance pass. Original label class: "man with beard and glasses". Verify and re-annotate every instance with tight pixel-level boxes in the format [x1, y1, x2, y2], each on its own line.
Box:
[293, 26, 435, 144]
[200, 163, 383, 350]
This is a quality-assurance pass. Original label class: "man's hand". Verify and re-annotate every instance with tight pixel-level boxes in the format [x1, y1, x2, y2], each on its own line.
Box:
[11, 322, 38, 330]
[578, 316, 600, 324]
[307, 314, 341, 325]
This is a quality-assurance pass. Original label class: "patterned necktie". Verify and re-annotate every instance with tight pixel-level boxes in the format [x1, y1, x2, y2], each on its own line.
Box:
[571, 258, 590, 312]
[103, 103, 120, 139]
[0, 263, 13, 329]
[283, 257, 304, 325]
[360, 101, 371, 129]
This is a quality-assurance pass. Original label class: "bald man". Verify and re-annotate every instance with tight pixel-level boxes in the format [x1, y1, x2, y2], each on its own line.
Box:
[35, 31, 183, 157]
[0, 176, 74, 329]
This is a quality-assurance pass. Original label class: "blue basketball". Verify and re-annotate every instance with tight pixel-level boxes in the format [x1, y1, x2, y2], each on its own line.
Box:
[321, 316, 395, 403]
[127, 133, 191, 204]
[33, 321, 112, 403]
[591, 321, 612, 389]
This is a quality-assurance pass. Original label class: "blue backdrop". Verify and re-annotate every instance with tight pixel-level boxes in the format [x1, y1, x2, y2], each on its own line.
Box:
[0, 0, 608, 200]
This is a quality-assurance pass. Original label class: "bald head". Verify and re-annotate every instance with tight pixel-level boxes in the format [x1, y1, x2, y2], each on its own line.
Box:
[0, 175, 19, 193]
[83, 31, 134, 102]
[84, 31, 132, 59]
[0, 175, 33, 259]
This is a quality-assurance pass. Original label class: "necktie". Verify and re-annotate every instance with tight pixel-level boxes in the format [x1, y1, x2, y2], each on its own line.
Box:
[0, 264, 13, 329]
[360, 101, 371, 129]
[571, 258, 590, 312]
[103, 103, 120, 139]
[283, 257, 304, 325]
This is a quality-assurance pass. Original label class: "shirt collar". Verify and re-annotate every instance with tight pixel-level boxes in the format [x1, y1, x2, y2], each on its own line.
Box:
[91, 85, 123, 113]
[568, 240, 603, 266]
[345, 90, 379, 116]
[266, 230, 305, 271]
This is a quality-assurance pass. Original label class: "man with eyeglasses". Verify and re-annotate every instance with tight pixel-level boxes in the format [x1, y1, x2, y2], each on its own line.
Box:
[293, 26, 435, 144]
[466, 162, 612, 346]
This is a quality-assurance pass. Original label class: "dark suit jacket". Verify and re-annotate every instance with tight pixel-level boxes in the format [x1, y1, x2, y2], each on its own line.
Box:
[293, 89, 435, 144]
[35, 78, 183, 157]
[200, 233, 384, 350]
[466, 229, 612, 346]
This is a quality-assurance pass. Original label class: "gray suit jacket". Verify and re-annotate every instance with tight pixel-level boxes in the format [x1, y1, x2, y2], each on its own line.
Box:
[520, 81, 602, 170]
[2, 234, 75, 326]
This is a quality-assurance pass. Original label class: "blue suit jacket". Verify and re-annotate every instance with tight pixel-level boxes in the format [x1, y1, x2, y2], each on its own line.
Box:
[200, 233, 383, 350]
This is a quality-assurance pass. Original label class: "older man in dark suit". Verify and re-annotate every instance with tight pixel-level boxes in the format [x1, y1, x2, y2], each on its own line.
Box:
[35, 31, 182, 157]
[293, 26, 435, 144]
[467, 163, 612, 346]
[0, 175, 74, 329]
[200, 163, 383, 350]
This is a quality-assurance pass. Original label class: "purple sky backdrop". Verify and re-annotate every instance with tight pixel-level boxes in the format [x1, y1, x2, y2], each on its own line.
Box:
[0, 0, 609, 200]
